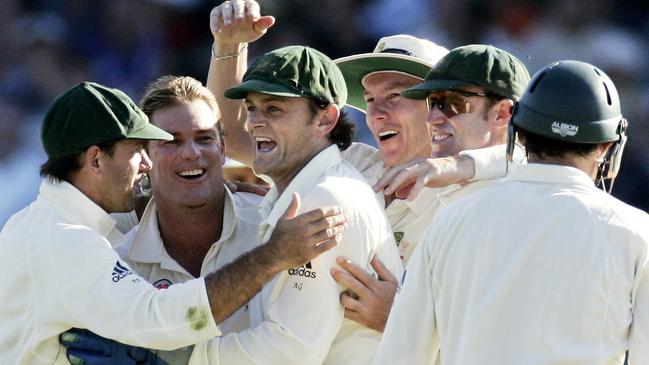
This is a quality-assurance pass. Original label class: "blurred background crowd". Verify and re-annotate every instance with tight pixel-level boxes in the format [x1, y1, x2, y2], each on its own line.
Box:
[1, 0, 648, 226]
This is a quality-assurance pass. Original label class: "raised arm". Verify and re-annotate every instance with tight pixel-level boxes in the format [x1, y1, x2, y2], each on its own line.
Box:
[207, 0, 274, 166]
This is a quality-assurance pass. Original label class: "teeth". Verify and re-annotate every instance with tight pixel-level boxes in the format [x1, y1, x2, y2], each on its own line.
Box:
[432, 134, 450, 141]
[255, 137, 272, 142]
[178, 169, 204, 177]
[378, 130, 398, 137]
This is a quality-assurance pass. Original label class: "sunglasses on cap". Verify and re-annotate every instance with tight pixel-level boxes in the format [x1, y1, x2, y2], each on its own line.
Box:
[426, 89, 500, 118]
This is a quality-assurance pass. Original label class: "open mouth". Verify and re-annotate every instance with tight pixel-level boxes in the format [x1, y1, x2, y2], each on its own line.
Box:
[378, 130, 399, 141]
[432, 133, 451, 142]
[256, 137, 277, 152]
[178, 169, 205, 179]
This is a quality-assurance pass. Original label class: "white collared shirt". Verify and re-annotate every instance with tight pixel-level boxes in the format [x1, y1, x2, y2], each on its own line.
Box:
[192, 145, 403, 365]
[116, 190, 262, 364]
[342, 142, 518, 264]
[377, 163, 649, 365]
[0, 180, 219, 365]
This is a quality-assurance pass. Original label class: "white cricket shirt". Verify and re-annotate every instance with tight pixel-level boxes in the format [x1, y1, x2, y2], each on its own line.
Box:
[0, 180, 219, 365]
[191, 144, 403, 365]
[377, 164, 649, 365]
[115, 190, 262, 364]
[342, 142, 516, 264]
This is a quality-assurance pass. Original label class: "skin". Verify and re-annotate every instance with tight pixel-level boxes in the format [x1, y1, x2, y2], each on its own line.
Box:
[244, 92, 338, 194]
[363, 72, 432, 167]
[427, 86, 508, 158]
[74, 139, 153, 214]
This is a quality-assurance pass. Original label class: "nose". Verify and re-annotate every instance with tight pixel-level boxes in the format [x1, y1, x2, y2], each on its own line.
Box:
[140, 150, 153, 172]
[366, 100, 388, 126]
[180, 140, 200, 160]
[426, 108, 446, 127]
[245, 110, 266, 131]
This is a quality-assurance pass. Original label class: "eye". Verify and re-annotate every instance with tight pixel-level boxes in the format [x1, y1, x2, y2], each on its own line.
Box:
[246, 104, 255, 112]
[364, 96, 374, 103]
[198, 135, 216, 143]
[163, 138, 179, 145]
[266, 105, 282, 113]
[387, 92, 401, 99]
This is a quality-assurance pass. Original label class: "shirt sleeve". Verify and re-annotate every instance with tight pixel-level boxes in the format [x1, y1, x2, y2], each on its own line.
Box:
[43, 226, 219, 350]
[341, 142, 382, 177]
[629, 235, 649, 364]
[459, 143, 526, 181]
[375, 223, 440, 365]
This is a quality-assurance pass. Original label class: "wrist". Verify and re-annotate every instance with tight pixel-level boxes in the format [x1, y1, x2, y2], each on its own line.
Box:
[212, 41, 247, 57]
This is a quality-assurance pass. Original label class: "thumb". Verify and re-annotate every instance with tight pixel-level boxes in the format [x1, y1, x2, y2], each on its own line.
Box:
[281, 192, 301, 220]
[253, 15, 275, 35]
[371, 256, 397, 283]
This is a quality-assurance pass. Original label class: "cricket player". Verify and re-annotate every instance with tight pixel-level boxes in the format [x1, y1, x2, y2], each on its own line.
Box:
[208, 0, 530, 334]
[0, 81, 346, 365]
[377, 60, 649, 364]
[191, 45, 402, 364]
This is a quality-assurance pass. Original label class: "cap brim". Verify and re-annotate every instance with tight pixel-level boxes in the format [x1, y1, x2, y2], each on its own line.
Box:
[224, 79, 301, 100]
[335, 53, 432, 112]
[128, 123, 173, 141]
[401, 79, 477, 99]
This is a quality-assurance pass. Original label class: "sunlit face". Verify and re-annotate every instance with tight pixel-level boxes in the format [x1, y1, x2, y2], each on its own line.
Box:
[147, 100, 225, 209]
[99, 139, 152, 213]
[363, 72, 432, 166]
[426, 87, 497, 157]
[244, 92, 323, 190]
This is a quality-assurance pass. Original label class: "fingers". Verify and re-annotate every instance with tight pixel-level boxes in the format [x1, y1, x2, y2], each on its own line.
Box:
[312, 233, 342, 255]
[252, 15, 276, 35]
[383, 168, 418, 196]
[334, 256, 377, 288]
[330, 266, 371, 299]
[370, 256, 398, 283]
[232, 0, 245, 21]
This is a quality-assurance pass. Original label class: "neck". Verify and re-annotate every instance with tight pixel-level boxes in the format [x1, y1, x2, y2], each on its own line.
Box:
[527, 155, 599, 180]
[272, 144, 330, 196]
[155, 190, 226, 277]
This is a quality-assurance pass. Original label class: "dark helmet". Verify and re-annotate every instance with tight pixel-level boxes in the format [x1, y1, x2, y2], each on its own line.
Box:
[511, 60, 625, 143]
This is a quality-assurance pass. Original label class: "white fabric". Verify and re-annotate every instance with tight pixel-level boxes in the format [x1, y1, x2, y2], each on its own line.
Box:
[342, 142, 511, 264]
[0, 180, 219, 365]
[191, 145, 403, 365]
[114, 190, 262, 364]
[377, 163, 649, 365]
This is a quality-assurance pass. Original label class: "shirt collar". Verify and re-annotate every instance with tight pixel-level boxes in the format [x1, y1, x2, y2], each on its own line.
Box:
[37, 179, 125, 248]
[260, 145, 342, 227]
[126, 187, 240, 266]
[503, 163, 595, 187]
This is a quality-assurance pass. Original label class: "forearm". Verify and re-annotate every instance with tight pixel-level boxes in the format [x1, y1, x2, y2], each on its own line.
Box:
[207, 40, 255, 166]
[204, 242, 281, 323]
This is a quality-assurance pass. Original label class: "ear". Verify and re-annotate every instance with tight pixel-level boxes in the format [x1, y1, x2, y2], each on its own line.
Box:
[595, 142, 615, 162]
[80, 145, 104, 176]
[490, 99, 515, 129]
[314, 104, 340, 137]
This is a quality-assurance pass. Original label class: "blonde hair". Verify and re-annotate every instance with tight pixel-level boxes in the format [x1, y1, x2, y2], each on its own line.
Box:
[140, 75, 223, 133]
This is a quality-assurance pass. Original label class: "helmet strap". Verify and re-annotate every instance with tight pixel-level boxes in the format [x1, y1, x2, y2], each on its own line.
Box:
[595, 118, 628, 193]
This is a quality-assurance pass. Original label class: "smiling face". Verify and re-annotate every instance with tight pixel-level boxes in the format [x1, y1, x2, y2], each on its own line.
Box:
[147, 99, 225, 209]
[426, 86, 501, 157]
[244, 92, 327, 192]
[363, 72, 432, 166]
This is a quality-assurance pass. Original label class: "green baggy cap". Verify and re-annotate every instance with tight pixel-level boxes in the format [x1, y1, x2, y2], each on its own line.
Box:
[224, 45, 347, 108]
[42, 82, 173, 158]
[402, 44, 530, 101]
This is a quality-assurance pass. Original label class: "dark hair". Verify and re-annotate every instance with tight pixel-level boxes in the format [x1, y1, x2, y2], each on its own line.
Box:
[517, 128, 598, 160]
[39, 140, 118, 183]
[307, 98, 355, 151]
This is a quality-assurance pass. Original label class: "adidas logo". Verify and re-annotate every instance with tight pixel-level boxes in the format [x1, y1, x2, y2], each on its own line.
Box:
[111, 261, 133, 283]
[288, 261, 317, 279]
